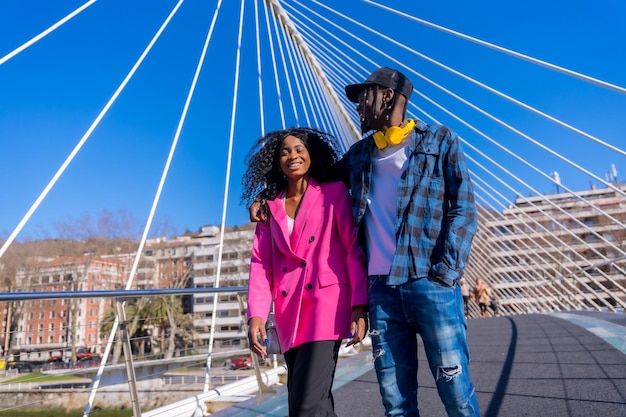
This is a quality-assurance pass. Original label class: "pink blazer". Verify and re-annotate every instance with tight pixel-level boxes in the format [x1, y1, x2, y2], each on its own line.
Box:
[247, 179, 367, 352]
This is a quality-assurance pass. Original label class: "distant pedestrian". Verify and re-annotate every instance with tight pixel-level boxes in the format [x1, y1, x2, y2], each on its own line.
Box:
[472, 277, 492, 318]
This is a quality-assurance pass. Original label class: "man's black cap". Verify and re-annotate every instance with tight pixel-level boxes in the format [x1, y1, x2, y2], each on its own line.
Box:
[345, 67, 413, 103]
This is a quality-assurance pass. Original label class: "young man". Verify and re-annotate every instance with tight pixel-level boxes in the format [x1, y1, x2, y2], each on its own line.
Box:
[335, 67, 480, 416]
[250, 67, 480, 416]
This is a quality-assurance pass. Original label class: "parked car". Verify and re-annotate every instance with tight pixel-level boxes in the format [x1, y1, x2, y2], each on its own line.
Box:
[229, 356, 253, 370]
[47, 355, 70, 370]
[7, 361, 33, 373]
[74, 355, 100, 368]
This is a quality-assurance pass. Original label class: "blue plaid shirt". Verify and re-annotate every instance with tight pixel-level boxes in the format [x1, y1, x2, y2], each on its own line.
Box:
[335, 119, 477, 287]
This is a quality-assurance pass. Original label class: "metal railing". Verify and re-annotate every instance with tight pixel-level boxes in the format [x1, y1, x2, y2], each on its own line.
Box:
[1, 286, 250, 417]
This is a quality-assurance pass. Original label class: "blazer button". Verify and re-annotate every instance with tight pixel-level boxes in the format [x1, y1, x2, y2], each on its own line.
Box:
[281, 290, 288, 297]
[309, 236, 315, 243]
[282, 267, 287, 273]
[301, 260, 307, 267]
[305, 283, 312, 290]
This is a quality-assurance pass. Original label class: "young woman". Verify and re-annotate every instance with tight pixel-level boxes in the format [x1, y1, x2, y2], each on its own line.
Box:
[241, 127, 368, 417]
[473, 277, 492, 318]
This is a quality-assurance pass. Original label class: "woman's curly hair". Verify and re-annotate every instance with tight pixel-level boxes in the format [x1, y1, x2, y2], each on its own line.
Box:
[241, 127, 342, 208]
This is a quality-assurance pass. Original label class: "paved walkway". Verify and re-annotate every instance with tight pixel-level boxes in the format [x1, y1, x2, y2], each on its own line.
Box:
[213, 312, 626, 416]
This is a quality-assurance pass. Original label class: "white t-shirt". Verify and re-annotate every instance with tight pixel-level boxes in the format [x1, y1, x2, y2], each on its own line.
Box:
[282, 194, 294, 235]
[364, 139, 410, 275]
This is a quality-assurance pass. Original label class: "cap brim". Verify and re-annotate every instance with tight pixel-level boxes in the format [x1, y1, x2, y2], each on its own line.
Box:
[345, 83, 367, 103]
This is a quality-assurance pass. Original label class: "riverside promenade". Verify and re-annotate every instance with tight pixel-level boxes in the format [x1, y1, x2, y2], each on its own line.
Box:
[213, 311, 626, 417]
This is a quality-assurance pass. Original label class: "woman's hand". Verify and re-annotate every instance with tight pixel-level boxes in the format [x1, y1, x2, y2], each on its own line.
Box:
[346, 305, 368, 347]
[248, 316, 267, 358]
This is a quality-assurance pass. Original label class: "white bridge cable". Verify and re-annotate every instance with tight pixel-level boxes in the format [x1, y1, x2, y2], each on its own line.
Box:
[466, 230, 552, 314]
[295, 22, 368, 86]
[405, 66, 626, 199]
[286, 0, 626, 200]
[277, 5, 386, 145]
[286, 14, 368, 144]
[401, 80, 626, 303]
[311, 1, 626, 159]
[469, 172, 618, 310]
[290, 42, 322, 129]
[296, 63, 337, 136]
[269, 5, 300, 126]
[308, 51, 360, 115]
[297, 44, 357, 143]
[359, 0, 626, 96]
[296, 50, 342, 136]
[307, 64, 339, 135]
[203, 0, 244, 392]
[469, 172, 589, 280]
[286, 1, 620, 308]
[469, 233, 594, 313]
[467, 238, 557, 313]
[463, 135, 624, 260]
[303, 60, 357, 147]
[405, 81, 626, 247]
[466, 219, 569, 312]
[286, 33, 326, 131]
[262, 0, 287, 129]
[466, 156, 626, 307]
[0, 0, 98, 66]
[0, 0, 183, 262]
[275, 14, 310, 127]
[263, 1, 339, 137]
[82, 1, 189, 415]
[461, 126, 626, 267]
[254, 0, 266, 136]
[290, 38, 324, 132]
[279, 1, 376, 90]
[296, 52, 368, 148]
[272, 0, 360, 141]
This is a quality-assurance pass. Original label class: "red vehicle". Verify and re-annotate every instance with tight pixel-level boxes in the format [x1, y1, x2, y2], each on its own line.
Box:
[229, 356, 253, 370]
[74, 354, 100, 368]
[47, 356, 70, 370]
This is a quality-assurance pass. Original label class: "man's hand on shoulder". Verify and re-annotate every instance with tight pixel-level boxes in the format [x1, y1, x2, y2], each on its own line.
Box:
[249, 199, 267, 222]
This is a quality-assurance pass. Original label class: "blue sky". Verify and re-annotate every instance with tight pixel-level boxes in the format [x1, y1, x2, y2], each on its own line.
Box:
[1, 0, 625, 241]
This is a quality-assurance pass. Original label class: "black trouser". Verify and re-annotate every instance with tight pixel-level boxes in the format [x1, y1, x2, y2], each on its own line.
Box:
[283, 340, 341, 417]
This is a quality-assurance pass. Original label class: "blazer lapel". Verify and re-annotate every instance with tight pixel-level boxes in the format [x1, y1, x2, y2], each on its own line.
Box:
[266, 192, 291, 255]
[290, 179, 322, 254]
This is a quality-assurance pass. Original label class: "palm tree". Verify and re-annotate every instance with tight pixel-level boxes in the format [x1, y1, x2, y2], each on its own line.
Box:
[145, 295, 181, 359]
[99, 298, 150, 362]
[99, 307, 122, 364]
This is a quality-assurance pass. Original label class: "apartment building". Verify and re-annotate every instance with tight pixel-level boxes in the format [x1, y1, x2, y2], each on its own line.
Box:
[138, 224, 255, 353]
[8, 223, 257, 360]
[480, 184, 626, 314]
[191, 224, 254, 353]
[12, 256, 128, 361]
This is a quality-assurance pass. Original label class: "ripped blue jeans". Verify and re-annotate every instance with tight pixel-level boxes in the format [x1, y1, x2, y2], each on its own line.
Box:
[367, 275, 480, 417]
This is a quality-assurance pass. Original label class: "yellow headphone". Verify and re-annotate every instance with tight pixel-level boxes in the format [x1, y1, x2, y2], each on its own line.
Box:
[372, 118, 416, 149]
